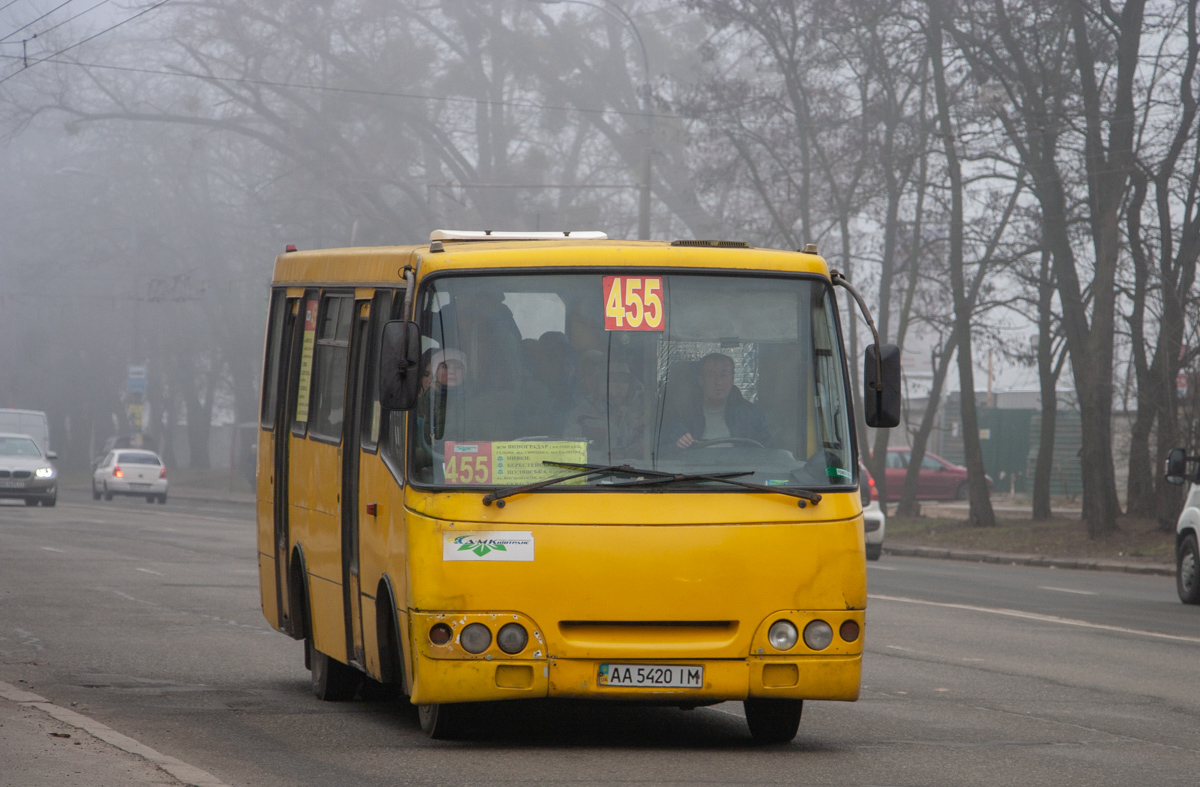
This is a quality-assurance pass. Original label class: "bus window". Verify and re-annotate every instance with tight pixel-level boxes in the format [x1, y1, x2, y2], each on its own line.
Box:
[309, 293, 355, 442]
[408, 273, 853, 488]
[260, 289, 288, 430]
[360, 290, 393, 454]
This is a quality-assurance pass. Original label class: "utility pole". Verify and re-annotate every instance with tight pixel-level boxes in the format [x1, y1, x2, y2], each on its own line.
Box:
[533, 0, 653, 238]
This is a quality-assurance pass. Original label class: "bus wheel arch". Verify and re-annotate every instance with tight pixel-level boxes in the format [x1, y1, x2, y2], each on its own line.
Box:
[375, 575, 409, 695]
[287, 545, 309, 643]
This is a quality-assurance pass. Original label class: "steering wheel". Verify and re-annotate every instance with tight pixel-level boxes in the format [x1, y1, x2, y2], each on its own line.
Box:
[687, 437, 765, 449]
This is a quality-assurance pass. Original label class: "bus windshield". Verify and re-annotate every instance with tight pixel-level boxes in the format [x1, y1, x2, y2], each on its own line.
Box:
[409, 272, 854, 491]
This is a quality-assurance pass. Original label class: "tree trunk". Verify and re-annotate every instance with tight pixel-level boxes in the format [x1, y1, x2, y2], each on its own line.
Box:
[929, 0, 995, 527]
[897, 332, 958, 516]
[1032, 250, 1060, 520]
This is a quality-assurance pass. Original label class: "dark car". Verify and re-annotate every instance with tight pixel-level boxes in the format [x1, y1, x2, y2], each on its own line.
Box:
[883, 447, 990, 501]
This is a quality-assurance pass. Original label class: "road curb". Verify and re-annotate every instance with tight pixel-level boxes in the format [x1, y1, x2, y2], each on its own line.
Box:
[883, 543, 1174, 577]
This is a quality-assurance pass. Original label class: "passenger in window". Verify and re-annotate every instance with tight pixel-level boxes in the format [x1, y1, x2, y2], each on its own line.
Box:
[417, 349, 467, 443]
[528, 331, 577, 434]
[667, 353, 772, 449]
[419, 348, 436, 394]
[565, 353, 644, 459]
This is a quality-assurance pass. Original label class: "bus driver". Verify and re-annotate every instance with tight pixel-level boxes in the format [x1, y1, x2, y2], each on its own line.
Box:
[669, 353, 772, 449]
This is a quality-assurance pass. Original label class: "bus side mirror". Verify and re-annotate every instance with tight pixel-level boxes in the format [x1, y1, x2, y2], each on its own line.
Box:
[1165, 448, 1190, 485]
[864, 344, 901, 428]
[379, 320, 421, 411]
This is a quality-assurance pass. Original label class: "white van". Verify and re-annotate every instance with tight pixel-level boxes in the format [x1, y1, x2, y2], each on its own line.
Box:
[0, 410, 50, 454]
[1165, 448, 1200, 604]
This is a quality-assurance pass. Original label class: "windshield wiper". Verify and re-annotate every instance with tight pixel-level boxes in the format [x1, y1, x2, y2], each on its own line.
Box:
[481, 461, 821, 508]
[606, 473, 822, 508]
[481, 462, 665, 507]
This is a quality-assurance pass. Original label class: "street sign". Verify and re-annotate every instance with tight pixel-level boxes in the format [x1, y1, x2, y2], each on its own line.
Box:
[128, 365, 147, 394]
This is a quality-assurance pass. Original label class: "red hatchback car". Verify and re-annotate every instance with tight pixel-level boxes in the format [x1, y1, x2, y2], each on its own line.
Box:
[883, 447, 982, 501]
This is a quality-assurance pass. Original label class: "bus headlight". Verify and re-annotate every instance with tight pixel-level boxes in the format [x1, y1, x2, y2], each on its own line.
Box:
[460, 623, 492, 654]
[35, 467, 55, 478]
[803, 620, 834, 651]
[767, 620, 798, 651]
[496, 622, 528, 654]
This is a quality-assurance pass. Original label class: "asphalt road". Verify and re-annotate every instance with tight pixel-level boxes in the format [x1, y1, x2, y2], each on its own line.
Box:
[1, 490, 1198, 786]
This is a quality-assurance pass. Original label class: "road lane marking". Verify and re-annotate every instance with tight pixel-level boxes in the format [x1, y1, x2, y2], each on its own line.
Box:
[135, 568, 163, 576]
[869, 594, 1200, 644]
[40, 547, 64, 553]
[867, 565, 898, 571]
[886, 645, 914, 652]
[0, 680, 230, 786]
[1038, 586, 1097, 595]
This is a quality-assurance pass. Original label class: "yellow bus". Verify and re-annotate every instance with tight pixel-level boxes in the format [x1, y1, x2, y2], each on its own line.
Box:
[255, 231, 899, 742]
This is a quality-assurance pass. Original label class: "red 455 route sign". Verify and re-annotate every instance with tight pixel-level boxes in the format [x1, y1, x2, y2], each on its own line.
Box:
[604, 276, 665, 331]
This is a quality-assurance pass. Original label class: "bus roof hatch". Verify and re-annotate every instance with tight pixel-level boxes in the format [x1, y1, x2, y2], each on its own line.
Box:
[429, 230, 608, 242]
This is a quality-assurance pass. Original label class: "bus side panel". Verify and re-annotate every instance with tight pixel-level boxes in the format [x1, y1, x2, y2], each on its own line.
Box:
[309, 574, 348, 662]
[296, 431, 349, 661]
[256, 429, 278, 630]
[357, 453, 410, 682]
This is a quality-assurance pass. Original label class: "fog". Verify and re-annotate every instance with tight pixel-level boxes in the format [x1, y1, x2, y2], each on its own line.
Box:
[1, 0, 1198, 532]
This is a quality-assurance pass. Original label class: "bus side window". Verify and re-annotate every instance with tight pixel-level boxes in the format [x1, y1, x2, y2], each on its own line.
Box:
[260, 289, 288, 430]
[309, 293, 355, 443]
[291, 289, 319, 437]
[360, 290, 393, 454]
[380, 288, 407, 478]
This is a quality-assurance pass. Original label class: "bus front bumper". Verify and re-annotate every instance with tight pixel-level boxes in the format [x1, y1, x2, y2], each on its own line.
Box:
[407, 652, 860, 705]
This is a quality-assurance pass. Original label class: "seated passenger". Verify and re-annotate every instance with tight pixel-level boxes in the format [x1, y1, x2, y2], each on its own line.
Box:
[666, 353, 772, 449]
[417, 348, 467, 444]
[564, 353, 644, 459]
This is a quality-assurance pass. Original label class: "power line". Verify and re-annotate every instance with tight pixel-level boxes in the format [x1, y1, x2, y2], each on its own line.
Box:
[0, 52, 683, 121]
[1, 0, 78, 42]
[0, 0, 29, 15]
[0, 0, 173, 84]
[7, 0, 110, 43]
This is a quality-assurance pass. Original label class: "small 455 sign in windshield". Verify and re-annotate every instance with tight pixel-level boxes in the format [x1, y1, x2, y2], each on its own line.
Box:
[604, 276, 665, 331]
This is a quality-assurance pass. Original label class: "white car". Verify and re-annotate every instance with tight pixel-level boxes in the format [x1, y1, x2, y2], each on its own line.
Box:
[1165, 448, 1199, 604]
[0, 432, 58, 507]
[861, 463, 885, 561]
[93, 449, 168, 504]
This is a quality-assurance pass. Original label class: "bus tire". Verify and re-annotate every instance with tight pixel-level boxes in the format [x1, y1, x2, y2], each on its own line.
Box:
[1178, 532, 1200, 605]
[744, 698, 802, 743]
[418, 703, 464, 740]
[308, 637, 361, 701]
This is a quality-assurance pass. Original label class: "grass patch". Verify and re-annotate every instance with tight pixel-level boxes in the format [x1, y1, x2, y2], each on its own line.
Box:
[888, 514, 1175, 564]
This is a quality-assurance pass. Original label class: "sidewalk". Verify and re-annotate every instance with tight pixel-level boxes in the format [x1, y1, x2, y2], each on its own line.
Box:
[884, 541, 1174, 577]
[0, 690, 181, 786]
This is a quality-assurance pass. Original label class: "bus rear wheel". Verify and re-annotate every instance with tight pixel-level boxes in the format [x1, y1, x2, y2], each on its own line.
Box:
[307, 637, 361, 701]
[744, 698, 803, 743]
[419, 703, 464, 740]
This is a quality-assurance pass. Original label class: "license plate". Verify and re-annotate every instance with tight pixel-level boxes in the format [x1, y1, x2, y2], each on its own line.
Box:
[130, 482, 151, 490]
[598, 664, 703, 688]
[0, 479, 25, 488]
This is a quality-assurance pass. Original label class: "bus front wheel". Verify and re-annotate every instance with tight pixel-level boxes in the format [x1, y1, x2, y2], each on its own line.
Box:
[307, 637, 361, 701]
[744, 698, 803, 743]
[419, 703, 464, 739]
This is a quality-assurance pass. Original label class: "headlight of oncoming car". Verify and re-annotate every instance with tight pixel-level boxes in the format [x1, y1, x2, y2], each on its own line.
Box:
[35, 467, 55, 478]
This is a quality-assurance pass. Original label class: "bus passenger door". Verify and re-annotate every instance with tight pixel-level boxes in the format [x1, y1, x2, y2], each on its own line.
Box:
[273, 298, 301, 633]
[341, 302, 371, 667]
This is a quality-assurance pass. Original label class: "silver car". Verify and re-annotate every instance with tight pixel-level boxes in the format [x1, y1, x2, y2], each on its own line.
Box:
[0, 432, 58, 507]
[92, 449, 169, 504]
